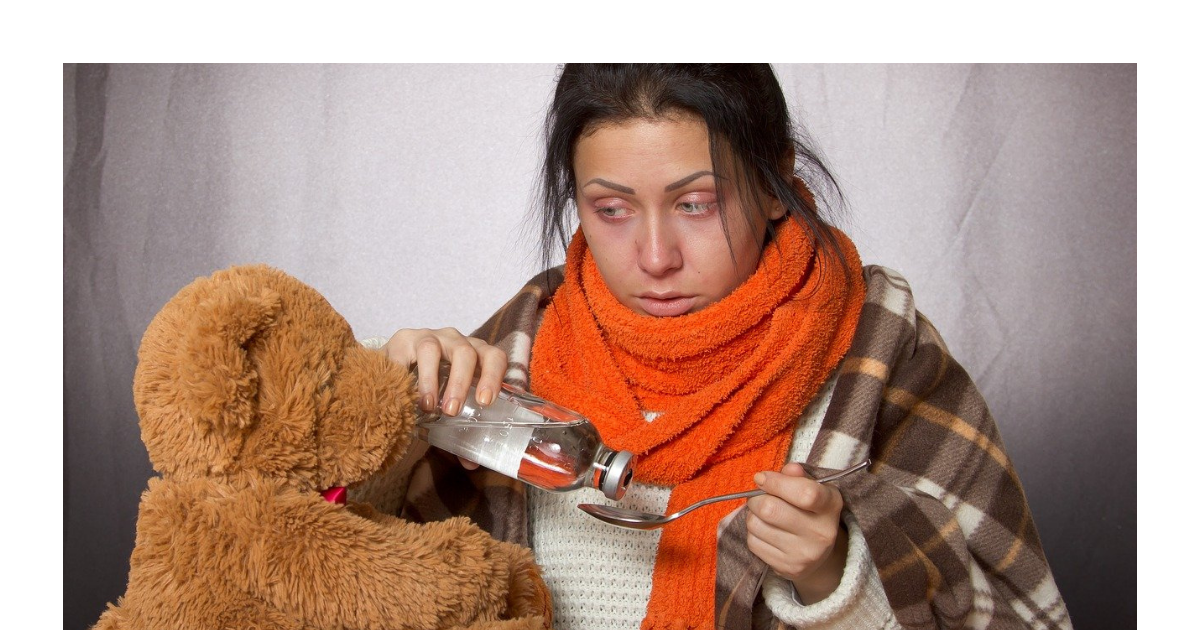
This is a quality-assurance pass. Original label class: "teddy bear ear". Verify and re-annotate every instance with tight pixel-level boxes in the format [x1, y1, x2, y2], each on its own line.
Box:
[177, 285, 283, 433]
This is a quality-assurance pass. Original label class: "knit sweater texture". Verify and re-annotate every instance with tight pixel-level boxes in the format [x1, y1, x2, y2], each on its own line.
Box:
[528, 375, 899, 629]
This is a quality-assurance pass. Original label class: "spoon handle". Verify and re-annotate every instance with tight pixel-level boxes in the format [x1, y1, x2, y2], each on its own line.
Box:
[675, 459, 871, 518]
[814, 458, 871, 484]
[675, 489, 766, 517]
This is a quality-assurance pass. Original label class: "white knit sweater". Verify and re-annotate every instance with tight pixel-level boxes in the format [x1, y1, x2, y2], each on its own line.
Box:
[528, 376, 900, 629]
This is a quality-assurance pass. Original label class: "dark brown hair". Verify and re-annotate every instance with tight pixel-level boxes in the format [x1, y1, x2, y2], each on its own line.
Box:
[535, 63, 847, 272]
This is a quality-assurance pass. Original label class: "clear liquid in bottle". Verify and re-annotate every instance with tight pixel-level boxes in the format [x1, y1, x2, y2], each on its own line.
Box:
[417, 373, 635, 500]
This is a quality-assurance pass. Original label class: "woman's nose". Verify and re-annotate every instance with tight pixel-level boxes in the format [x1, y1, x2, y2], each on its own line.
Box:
[637, 216, 683, 276]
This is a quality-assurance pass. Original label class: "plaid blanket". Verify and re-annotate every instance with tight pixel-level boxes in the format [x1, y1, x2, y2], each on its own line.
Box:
[398, 265, 1072, 629]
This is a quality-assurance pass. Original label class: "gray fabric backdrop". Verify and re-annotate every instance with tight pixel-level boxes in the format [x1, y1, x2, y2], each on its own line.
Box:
[64, 63, 1135, 629]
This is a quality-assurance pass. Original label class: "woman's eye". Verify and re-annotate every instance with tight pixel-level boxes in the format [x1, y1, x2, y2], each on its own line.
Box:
[597, 206, 629, 218]
[680, 202, 716, 215]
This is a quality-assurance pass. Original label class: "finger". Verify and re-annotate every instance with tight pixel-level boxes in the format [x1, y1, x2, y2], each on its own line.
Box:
[746, 529, 829, 583]
[780, 461, 807, 477]
[469, 339, 507, 406]
[382, 330, 416, 365]
[754, 470, 838, 514]
[746, 500, 831, 554]
[441, 332, 480, 417]
[745, 529, 789, 573]
[412, 333, 446, 413]
[746, 493, 809, 536]
[744, 511, 820, 580]
[746, 528, 799, 577]
[458, 456, 481, 470]
[745, 510, 836, 581]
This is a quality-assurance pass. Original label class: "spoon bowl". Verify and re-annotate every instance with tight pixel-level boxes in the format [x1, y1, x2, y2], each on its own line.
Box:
[578, 458, 870, 530]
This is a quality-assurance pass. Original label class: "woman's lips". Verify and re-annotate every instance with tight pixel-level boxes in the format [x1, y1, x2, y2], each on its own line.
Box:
[637, 294, 697, 317]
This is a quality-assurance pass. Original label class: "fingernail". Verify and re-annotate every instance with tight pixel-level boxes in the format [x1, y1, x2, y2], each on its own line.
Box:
[476, 387, 494, 406]
[421, 393, 436, 411]
[444, 397, 462, 417]
[754, 472, 766, 486]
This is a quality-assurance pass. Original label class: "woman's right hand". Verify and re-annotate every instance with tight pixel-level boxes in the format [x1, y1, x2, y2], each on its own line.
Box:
[381, 328, 508, 419]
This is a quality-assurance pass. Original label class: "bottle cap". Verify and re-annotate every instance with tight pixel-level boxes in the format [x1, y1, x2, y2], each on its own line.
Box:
[600, 450, 637, 500]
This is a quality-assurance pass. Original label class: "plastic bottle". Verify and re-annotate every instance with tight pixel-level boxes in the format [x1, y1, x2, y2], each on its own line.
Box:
[416, 372, 636, 500]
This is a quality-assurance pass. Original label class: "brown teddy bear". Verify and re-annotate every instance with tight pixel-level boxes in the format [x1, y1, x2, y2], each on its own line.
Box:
[93, 264, 551, 630]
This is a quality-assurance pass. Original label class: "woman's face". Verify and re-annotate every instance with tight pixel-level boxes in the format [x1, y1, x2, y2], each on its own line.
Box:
[574, 115, 783, 317]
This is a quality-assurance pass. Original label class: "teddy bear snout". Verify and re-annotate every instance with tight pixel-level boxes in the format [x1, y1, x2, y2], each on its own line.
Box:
[315, 345, 419, 489]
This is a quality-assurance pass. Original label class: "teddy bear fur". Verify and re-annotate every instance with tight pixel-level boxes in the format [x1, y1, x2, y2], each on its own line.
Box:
[93, 264, 550, 630]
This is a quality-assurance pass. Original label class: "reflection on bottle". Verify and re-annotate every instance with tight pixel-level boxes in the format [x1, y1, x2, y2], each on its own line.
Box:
[417, 373, 635, 500]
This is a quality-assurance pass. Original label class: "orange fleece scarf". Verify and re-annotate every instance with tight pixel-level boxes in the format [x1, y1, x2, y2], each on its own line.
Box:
[530, 217, 865, 630]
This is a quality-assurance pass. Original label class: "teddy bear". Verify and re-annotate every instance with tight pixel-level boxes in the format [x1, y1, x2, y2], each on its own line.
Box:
[92, 264, 551, 630]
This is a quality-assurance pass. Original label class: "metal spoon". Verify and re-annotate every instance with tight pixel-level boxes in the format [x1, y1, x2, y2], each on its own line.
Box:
[578, 458, 871, 530]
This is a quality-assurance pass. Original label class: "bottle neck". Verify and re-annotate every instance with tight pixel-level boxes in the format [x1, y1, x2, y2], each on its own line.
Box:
[591, 445, 636, 500]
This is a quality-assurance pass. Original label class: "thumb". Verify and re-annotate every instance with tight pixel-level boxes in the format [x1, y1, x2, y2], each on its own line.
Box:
[779, 462, 808, 478]
[753, 463, 808, 495]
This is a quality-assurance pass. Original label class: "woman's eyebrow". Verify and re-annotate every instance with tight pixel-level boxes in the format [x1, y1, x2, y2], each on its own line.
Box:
[582, 178, 635, 194]
[664, 170, 714, 192]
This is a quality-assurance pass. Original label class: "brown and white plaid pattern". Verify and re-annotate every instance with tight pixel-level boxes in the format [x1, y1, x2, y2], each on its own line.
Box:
[398, 265, 1071, 629]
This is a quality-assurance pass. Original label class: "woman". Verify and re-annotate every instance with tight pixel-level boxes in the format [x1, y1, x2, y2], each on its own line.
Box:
[375, 64, 1070, 630]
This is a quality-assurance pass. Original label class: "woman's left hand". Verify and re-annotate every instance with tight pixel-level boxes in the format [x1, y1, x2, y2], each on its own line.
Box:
[746, 462, 849, 604]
